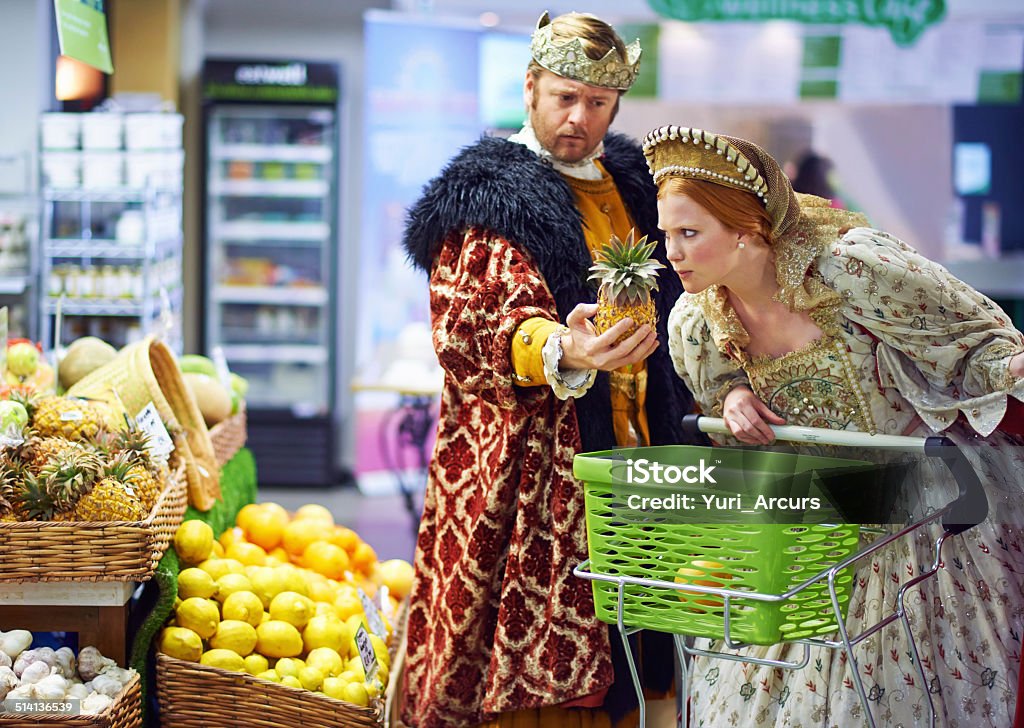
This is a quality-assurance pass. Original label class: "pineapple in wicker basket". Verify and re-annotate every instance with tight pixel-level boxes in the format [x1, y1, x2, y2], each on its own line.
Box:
[588, 229, 666, 341]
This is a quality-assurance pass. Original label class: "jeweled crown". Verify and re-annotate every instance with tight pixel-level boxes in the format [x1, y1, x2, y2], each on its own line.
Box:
[530, 11, 641, 91]
[642, 125, 769, 205]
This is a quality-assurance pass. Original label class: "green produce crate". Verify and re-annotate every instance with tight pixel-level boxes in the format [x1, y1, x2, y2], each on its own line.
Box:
[575, 445, 872, 645]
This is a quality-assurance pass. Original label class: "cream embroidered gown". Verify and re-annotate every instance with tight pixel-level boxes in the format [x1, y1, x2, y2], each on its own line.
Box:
[667, 222, 1024, 727]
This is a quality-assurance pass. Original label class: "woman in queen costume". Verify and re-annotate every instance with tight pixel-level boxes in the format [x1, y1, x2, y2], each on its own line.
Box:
[642, 124, 1024, 726]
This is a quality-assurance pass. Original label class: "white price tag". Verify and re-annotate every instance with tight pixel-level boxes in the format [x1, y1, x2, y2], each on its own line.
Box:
[378, 585, 394, 621]
[135, 402, 175, 460]
[358, 588, 388, 638]
[354, 624, 379, 681]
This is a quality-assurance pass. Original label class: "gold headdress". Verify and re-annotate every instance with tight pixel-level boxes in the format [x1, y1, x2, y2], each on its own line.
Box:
[530, 11, 642, 91]
[642, 125, 801, 239]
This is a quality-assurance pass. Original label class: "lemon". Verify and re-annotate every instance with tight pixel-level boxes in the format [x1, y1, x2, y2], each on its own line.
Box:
[276, 565, 311, 597]
[208, 620, 258, 657]
[321, 676, 347, 700]
[255, 620, 303, 658]
[248, 566, 288, 608]
[345, 656, 365, 680]
[305, 647, 345, 678]
[314, 601, 336, 618]
[269, 591, 315, 629]
[215, 573, 254, 603]
[176, 597, 221, 640]
[342, 681, 370, 707]
[200, 648, 246, 672]
[365, 679, 383, 700]
[256, 669, 280, 683]
[221, 591, 264, 627]
[210, 541, 225, 558]
[298, 665, 325, 691]
[377, 559, 414, 600]
[303, 614, 349, 653]
[368, 633, 390, 669]
[274, 657, 304, 680]
[198, 558, 245, 582]
[177, 567, 217, 599]
[226, 540, 268, 567]
[173, 520, 214, 565]
[261, 611, 271, 624]
[280, 675, 303, 689]
[243, 653, 269, 675]
[303, 541, 350, 580]
[158, 626, 203, 662]
[307, 578, 337, 604]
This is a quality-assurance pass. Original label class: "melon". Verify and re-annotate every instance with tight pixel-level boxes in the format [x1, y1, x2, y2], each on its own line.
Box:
[58, 337, 117, 390]
[182, 372, 232, 426]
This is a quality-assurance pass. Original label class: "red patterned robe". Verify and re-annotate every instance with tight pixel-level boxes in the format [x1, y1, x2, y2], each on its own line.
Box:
[400, 134, 695, 727]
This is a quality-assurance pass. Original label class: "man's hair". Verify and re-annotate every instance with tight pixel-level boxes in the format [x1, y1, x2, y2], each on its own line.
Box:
[657, 177, 774, 244]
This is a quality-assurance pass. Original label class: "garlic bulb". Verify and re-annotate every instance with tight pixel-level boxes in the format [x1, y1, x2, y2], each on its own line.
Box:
[33, 673, 69, 700]
[67, 682, 91, 699]
[5, 683, 33, 700]
[0, 652, 11, 670]
[19, 661, 52, 686]
[0, 630, 32, 660]
[90, 673, 124, 697]
[54, 646, 77, 680]
[77, 646, 116, 682]
[81, 691, 114, 715]
[0, 666, 18, 700]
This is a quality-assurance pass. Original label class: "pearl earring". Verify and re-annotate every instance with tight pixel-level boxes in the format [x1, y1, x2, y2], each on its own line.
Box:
[738, 242, 746, 249]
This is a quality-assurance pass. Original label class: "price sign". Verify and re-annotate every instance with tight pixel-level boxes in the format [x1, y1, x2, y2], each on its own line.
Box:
[353, 624, 379, 681]
[358, 588, 388, 638]
[135, 401, 175, 460]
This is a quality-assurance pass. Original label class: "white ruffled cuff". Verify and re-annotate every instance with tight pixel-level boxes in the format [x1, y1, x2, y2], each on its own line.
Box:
[542, 328, 597, 400]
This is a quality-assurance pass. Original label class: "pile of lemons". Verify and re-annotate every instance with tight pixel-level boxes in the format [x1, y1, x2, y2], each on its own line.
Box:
[158, 503, 415, 708]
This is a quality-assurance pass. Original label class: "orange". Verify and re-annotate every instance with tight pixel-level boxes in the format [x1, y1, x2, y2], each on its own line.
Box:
[674, 561, 732, 607]
[329, 526, 359, 553]
[281, 519, 333, 557]
[304, 541, 351, 580]
[235, 503, 264, 534]
[259, 501, 290, 524]
[226, 541, 268, 567]
[350, 541, 377, 573]
[246, 507, 289, 552]
[294, 503, 334, 525]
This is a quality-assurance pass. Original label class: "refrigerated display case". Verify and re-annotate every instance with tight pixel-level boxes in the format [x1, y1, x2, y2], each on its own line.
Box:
[202, 59, 340, 487]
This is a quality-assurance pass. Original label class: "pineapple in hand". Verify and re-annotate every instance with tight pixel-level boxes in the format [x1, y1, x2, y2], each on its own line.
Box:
[588, 229, 666, 343]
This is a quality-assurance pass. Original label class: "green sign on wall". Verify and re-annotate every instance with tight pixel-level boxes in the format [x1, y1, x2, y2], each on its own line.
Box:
[647, 0, 946, 46]
[53, 0, 113, 74]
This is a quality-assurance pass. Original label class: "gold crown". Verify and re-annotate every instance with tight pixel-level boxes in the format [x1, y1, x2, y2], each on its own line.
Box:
[642, 125, 768, 205]
[530, 11, 641, 91]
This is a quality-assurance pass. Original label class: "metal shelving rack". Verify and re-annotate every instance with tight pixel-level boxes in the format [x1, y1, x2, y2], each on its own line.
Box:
[39, 185, 183, 352]
[0, 152, 40, 339]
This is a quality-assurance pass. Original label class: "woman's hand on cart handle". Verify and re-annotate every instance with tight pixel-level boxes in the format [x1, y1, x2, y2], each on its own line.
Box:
[722, 385, 786, 445]
[560, 303, 658, 372]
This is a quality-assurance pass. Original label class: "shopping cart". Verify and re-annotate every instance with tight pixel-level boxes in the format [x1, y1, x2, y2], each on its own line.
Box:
[573, 415, 987, 728]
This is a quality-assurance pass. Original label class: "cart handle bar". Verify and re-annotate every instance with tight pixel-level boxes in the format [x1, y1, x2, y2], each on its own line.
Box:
[682, 415, 987, 535]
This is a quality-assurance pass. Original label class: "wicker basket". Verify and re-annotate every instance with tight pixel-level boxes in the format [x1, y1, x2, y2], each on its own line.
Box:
[68, 336, 221, 511]
[0, 463, 187, 582]
[156, 653, 383, 728]
[209, 405, 247, 468]
[0, 670, 141, 727]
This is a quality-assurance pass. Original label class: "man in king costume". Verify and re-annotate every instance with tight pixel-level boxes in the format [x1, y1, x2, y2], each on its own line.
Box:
[399, 11, 698, 728]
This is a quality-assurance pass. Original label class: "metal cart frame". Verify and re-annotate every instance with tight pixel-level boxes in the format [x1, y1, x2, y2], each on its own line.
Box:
[574, 415, 988, 728]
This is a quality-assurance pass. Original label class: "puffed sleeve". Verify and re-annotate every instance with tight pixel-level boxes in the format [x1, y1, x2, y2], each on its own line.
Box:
[819, 228, 1024, 436]
[667, 294, 749, 418]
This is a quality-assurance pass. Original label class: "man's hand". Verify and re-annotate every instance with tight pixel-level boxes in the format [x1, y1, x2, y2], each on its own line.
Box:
[722, 385, 785, 445]
[559, 303, 659, 372]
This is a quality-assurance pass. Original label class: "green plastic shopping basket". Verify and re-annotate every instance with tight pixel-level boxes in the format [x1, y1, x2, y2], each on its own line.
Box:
[575, 444, 873, 645]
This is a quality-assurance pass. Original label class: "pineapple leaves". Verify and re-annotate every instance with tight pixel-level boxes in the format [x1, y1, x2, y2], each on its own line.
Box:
[588, 229, 666, 306]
